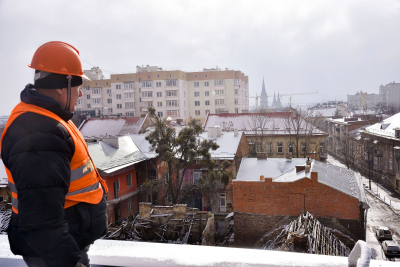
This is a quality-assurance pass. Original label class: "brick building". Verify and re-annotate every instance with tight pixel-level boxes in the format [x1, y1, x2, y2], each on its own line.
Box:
[232, 157, 368, 248]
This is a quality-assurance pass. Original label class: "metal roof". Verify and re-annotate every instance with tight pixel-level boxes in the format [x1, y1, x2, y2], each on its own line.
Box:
[80, 116, 148, 138]
[129, 134, 158, 159]
[203, 113, 326, 136]
[235, 158, 366, 202]
[88, 136, 148, 173]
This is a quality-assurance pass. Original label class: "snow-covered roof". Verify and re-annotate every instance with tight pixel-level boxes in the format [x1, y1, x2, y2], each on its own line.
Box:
[235, 158, 366, 202]
[199, 131, 243, 160]
[203, 113, 326, 136]
[0, 161, 7, 188]
[363, 112, 400, 139]
[79, 116, 149, 138]
[88, 136, 149, 174]
[0, 116, 9, 128]
[129, 134, 158, 159]
[308, 108, 336, 118]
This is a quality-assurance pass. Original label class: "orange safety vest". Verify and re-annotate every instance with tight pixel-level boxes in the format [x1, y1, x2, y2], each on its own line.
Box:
[0, 102, 107, 214]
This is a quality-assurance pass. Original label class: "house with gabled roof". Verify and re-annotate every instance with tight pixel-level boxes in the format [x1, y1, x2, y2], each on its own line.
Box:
[203, 112, 327, 161]
[359, 112, 400, 193]
[232, 157, 368, 248]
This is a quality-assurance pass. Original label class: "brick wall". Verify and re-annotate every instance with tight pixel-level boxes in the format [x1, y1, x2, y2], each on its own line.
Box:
[233, 172, 360, 220]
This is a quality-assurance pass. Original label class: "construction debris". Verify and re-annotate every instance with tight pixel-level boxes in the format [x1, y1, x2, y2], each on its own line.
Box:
[104, 203, 215, 245]
[261, 211, 352, 256]
[0, 204, 11, 234]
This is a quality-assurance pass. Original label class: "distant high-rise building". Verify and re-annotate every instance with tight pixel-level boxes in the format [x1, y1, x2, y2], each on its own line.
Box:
[260, 78, 268, 110]
[78, 66, 249, 124]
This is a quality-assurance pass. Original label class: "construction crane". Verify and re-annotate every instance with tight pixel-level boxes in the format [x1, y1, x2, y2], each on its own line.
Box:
[250, 91, 318, 110]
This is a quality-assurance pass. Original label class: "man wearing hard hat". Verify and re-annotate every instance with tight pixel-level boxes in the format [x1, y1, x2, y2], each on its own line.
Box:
[1, 42, 108, 267]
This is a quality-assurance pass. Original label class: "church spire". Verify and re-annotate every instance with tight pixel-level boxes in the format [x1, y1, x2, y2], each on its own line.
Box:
[260, 77, 268, 110]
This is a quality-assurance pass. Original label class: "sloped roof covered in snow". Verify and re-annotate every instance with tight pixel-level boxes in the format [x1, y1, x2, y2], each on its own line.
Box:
[199, 131, 243, 160]
[235, 158, 365, 202]
[0, 161, 7, 187]
[129, 134, 158, 159]
[203, 113, 326, 136]
[362, 112, 400, 139]
[88, 136, 149, 173]
[79, 116, 149, 138]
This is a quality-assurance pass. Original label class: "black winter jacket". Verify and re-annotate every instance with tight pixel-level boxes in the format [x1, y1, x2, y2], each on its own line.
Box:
[1, 85, 107, 267]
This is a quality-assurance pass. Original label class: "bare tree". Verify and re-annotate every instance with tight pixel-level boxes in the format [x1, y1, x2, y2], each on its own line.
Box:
[247, 111, 277, 157]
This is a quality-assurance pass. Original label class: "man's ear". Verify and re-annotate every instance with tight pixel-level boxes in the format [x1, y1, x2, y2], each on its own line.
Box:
[54, 88, 64, 95]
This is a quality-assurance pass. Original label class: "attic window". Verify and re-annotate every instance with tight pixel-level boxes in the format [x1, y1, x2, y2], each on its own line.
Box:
[381, 123, 390, 130]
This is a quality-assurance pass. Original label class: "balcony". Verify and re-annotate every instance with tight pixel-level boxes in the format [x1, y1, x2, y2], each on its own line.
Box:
[140, 107, 150, 112]
[0, 235, 388, 267]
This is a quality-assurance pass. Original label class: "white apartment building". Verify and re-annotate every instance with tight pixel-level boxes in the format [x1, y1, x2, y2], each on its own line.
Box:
[77, 66, 249, 124]
[347, 91, 384, 110]
[380, 82, 400, 109]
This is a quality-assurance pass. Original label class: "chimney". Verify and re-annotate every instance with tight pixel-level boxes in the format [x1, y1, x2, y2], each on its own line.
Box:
[257, 152, 267, 160]
[296, 166, 305, 173]
[306, 157, 312, 167]
[234, 128, 238, 137]
[213, 126, 218, 140]
[305, 165, 310, 173]
[102, 136, 119, 149]
[216, 125, 222, 137]
[286, 153, 293, 161]
[310, 151, 316, 160]
[208, 127, 214, 138]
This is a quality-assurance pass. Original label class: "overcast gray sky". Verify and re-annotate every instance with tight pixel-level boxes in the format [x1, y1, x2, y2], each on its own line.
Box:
[1, 0, 399, 115]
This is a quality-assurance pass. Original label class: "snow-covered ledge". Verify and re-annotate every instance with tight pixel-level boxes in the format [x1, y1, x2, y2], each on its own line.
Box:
[0, 235, 397, 267]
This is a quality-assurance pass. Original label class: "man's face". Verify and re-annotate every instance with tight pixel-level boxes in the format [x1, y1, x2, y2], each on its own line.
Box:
[59, 86, 82, 112]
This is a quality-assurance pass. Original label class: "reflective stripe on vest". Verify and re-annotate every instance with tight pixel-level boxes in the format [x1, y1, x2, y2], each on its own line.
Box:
[1, 102, 108, 214]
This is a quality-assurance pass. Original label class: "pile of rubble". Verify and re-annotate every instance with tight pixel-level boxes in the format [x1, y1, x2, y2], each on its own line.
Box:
[104, 203, 215, 245]
[261, 211, 352, 256]
[0, 205, 11, 234]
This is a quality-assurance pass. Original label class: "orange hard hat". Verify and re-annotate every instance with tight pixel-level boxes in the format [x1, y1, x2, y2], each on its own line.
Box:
[28, 41, 90, 80]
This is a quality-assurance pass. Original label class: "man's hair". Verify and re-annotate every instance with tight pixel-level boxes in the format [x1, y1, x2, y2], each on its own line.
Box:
[34, 70, 83, 89]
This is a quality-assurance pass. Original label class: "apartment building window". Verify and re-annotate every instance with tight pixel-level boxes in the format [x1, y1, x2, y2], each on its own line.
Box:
[138, 78, 142, 82]
[87, 95, 90, 99]
[156, 82, 162, 87]
[195, 110, 200, 116]
[205, 91, 209, 96]
[158, 112, 163, 117]
[92, 98, 101, 104]
[234, 79, 239, 85]
[127, 198, 132, 212]
[142, 81, 152, 88]
[204, 81, 209, 87]
[116, 94, 121, 99]
[117, 104, 122, 109]
[195, 101, 200, 106]
[124, 92, 134, 99]
[157, 102, 162, 107]
[235, 99, 239, 104]
[235, 89, 239, 94]
[193, 172, 201, 184]
[215, 99, 224, 105]
[106, 89, 112, 94]
[107, 99, 112, 104]
[235, 108, 239, 113]
[205, 110, 210, 114]
[125, 102, 134, 109]
[215, 90, 224, 95]
[215, 79, 224, 86]
[126, 112, 135, 117]
[87, 104, 91, 108]
[166, 79, 177, 87]
[126, 173, 132, 187]
[166, 91, 178, 97]
[147, 102, 153, 107]
[194, 92, 200, 97]
[77, 98, 82, 105]
[116, 85, 121, 89]
[157, 92, 162, 97]
[86, 86, 90, 90]
[166, 100, 178, 106]
[124, 82, 134, 89]
[205, 100, 210, 106]
[215, 108, 226, 114]
[142, 92, 153, 98]
[277, 142, 283, 153]
[167, 110, 178, 116]
[267, 143, 273, 153]
[194, 82, 199, 88]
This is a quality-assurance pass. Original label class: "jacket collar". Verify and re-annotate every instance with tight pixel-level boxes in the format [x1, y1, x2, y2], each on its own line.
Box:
[20, 84, 74, 122]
